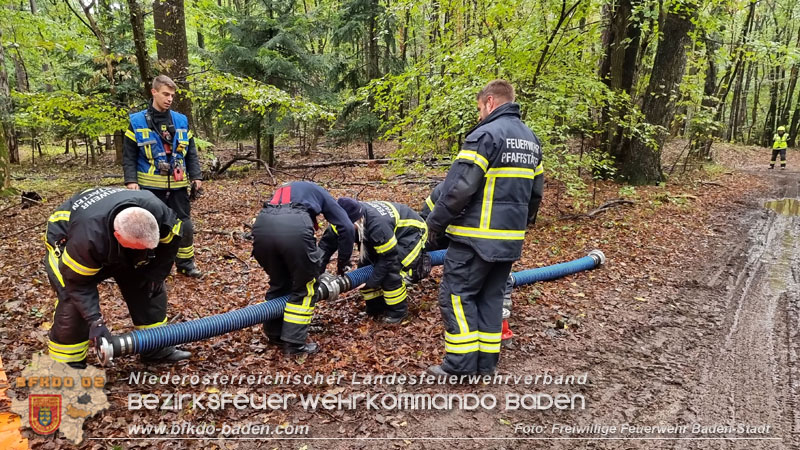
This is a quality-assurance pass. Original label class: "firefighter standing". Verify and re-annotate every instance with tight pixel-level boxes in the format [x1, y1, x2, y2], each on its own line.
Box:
[426, 80, 543, 376]
[251, 181, 356, 355]
[44, 187, 191, 368]
[320, 198, 427, 324]
[123, 75, 203, 277]
[771, 126, 789, 169]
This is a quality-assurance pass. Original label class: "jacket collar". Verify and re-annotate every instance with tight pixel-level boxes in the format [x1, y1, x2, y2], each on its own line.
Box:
[466, 102, 520, 136]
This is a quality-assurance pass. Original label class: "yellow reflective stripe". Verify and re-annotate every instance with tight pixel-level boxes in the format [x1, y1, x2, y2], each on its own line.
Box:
[401, 234, 426, 267]
[49, 211, 71, 222]
[478, 342, 501, 353]
[177, 247, 194, 259]
[534, 162, 543, 176]
[445, 331, 478, 343]
[397, 219, 426, 229]
[478, 331, 502, 342]
[125, 129, 136, 141]
[383, 284, 406, 297]
[362, 289, 383, 300]
[159, 232, 175, 244]
[480, 177, 496, 229]
[375, 235, 397, 254]
[172, 220, 183, 236]
[49, 349, 89, 363]
[136, 172, 190, 188]
[302, 279, 315, 307]
[455, 150, 489, 172]
[47, 246, 64, 287]
[446, 225, 526, 240]
[331, 224, 338, 235]
[187, 130, 193, 139]
[445, 341, 480, 354]
[451, 295, 469, 334]
[285, 304, 314, 315]
[136, 128, 150, 138]
[385, 291, 407, 305]
[62, 249, 100, 276]
[284, 313, 312, 325]
[135, 317, 168, 329]
[48, 339, 89, 353]
[425, 196, 434, 210]
[486, 167, 538, 178]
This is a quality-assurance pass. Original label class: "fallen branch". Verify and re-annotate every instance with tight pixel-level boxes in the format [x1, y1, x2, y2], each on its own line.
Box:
[0, 220, 47, 239]
[700, 181, 724, 187]
[278, 157, 449, 170]
[215, 155, 276, 184]
[559, 199, 635, 220]
[340, 180, 440, 186]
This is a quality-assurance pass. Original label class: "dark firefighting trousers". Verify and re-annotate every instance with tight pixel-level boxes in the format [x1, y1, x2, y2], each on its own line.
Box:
[44, 261, 169, 365]
[148, 188, 195, 270]
[361, 229, 425, 320]
[437, 241, 512, 375]
[252, 204, 322, 344]
[771, 149, 787, 168]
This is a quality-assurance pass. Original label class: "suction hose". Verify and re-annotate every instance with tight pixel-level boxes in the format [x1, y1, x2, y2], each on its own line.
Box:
[96, 249, 604, 365]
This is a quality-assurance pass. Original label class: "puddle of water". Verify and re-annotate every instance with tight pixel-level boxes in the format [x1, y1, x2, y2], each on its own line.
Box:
[764, 198, 800, 216]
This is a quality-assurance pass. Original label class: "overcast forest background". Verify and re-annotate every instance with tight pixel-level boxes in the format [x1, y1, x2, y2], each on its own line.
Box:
[0, 0, 794, 190]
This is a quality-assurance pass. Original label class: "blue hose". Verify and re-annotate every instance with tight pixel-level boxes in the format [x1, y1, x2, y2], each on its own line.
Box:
[103, 249, 602, 360]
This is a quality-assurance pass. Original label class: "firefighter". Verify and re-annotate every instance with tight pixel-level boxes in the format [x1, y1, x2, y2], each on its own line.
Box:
[44, 187, 191, 368]
[771, 126, 789, 169]
[419, 182, 449, 251]
[319, 198, 427, 324]
[122, 75, 203, 278]
[251, 181, 356, 355]
[426, 80, 543, 376]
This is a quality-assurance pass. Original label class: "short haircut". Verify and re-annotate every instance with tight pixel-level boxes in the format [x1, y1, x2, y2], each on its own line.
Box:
[114, 207, 160, 249]
[152, 75, 177, 91]
[476, 79, 515, 103]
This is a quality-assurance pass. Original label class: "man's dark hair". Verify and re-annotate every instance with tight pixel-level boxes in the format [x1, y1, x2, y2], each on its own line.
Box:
[476, 79, 515, 103]
[152, 75, 177, 91]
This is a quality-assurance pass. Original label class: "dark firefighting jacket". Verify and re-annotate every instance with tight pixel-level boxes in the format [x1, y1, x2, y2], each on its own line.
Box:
[45, 188, 182, 323]
[320, 201, 427, 286]
[426, 102, 543, 262]
[122, 103, 201, 189]
[268, 181, 356, 274]
[419, 182, 444, 220]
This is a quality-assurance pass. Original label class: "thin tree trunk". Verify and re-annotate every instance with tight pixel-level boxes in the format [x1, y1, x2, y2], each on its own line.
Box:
[127, 0, 151, 99]
[153, 0, 193, 125]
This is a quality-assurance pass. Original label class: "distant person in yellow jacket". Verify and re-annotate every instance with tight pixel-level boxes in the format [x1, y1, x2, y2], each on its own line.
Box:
[771, 126, 789, 169]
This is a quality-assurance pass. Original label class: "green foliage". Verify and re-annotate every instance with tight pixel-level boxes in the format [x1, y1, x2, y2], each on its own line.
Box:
[12, 91, 127, 139]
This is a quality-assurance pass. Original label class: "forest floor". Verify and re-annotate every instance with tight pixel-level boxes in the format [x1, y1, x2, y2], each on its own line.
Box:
[1, 139, 798, 449]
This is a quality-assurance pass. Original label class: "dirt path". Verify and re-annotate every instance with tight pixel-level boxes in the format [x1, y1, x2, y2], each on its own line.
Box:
[518, 168, 800, 450]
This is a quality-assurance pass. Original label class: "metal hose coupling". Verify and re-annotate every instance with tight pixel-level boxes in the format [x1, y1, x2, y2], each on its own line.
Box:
[318, 272, 350, 301]
[588, 249, 606, 266]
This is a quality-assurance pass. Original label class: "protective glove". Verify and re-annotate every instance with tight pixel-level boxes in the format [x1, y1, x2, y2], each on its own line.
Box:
[88, 317, 112, 348]
[426, 229, 440, 249]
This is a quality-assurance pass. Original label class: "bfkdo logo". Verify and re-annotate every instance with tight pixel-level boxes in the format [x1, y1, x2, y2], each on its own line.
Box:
[29, 394, 61, 435]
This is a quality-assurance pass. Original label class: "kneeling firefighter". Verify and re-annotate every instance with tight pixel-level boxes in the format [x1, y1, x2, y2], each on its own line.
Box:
[319, 199, 427, 324]
[251, 181, 356, 355]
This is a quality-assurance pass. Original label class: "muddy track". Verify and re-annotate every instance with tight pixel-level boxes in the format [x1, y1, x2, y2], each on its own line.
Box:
[562, 170, 800, 450]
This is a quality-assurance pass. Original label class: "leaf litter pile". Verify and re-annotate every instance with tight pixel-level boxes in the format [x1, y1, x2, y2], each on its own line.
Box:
[0, 142, 771, 448]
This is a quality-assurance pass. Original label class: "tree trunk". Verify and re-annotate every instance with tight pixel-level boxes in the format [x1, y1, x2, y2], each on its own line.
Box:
[78, 0, 115, 94]
[0, 30, 18, 165]
[599, 0, 641, 161]
[763, 65, 780, 146]
[0, 121, 9, 190]
[114, 130, 123, 164]
[620, 0, 697, 184]
[128, 0, 151, 100]
[153, 0, 193, 126]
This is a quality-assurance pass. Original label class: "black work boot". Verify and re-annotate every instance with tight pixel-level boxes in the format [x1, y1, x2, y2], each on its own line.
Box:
[283, 341, 320, 355]
[141, 346, 191, 363]
[177, 261, 203, 278]
[382, 312, 408, 325]
[426, 365, 455, 377]
[67, 359, 87, 370]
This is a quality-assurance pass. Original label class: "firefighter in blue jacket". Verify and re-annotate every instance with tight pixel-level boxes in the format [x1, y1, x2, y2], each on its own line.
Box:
[44, 187, 191, 368]
[251, 181, 356, 355]
[426, 80, 543, 376]
[122, 75, 203, 278]
[319, 199, 427, 324]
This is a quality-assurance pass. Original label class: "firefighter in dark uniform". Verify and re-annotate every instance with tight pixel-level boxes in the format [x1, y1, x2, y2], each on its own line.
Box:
[251, 181, 356, 355]
[319, 198, 427, 324]
[426, 80, 543, 376]
[44, 187, 191, 368]
[419, 182, 449, 251]
[122, 75, 203, 278]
